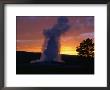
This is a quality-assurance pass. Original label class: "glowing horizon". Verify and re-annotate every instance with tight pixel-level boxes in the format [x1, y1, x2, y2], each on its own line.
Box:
[16, 39, 79, 55]
[16, 47, 78, 55]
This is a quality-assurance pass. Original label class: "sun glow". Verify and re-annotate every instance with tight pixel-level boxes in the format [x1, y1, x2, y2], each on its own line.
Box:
[60, 47, 77, 55]
[17, 46, 78, 55]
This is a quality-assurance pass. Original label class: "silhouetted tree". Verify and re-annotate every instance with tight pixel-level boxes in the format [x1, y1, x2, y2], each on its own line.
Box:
[76, 38, 94, 58]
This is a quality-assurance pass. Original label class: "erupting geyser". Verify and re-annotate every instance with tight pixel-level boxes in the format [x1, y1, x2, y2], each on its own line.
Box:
[31, 16, 70, 63]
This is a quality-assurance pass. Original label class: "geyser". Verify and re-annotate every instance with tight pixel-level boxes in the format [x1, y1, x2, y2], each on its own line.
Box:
[30, 16, 70, 63]
[40, 16, 70, 62]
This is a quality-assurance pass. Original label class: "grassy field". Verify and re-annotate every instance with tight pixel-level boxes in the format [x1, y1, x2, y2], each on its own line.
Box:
[16, 51, 94, 74]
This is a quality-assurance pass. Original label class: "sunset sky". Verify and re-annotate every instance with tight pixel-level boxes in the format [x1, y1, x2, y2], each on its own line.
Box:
[16, 16, 94, 55]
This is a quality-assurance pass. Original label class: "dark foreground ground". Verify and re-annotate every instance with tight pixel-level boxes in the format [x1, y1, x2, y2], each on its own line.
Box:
[16, 51, 94, 74]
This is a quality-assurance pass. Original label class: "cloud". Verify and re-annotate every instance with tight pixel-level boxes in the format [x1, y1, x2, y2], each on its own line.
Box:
[80, 32, 94, 38]
[17, 40, 41, 43]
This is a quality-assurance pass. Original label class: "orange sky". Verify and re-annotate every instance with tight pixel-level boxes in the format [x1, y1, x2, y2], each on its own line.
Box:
[16, 16, 94, 55]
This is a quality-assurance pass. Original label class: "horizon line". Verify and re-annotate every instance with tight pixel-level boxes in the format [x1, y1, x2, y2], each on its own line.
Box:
[16, 50, 78, 56]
